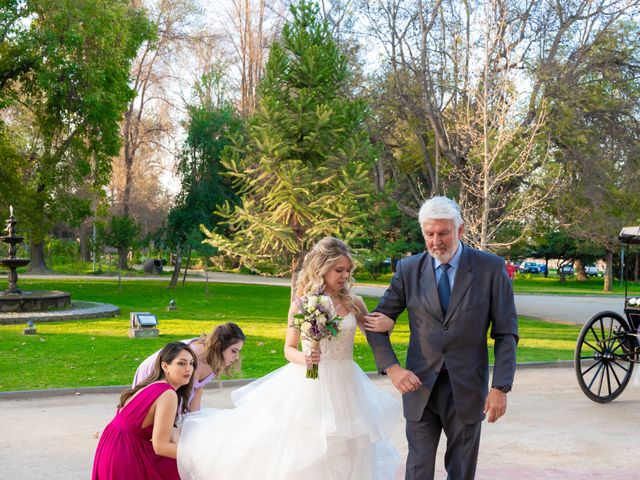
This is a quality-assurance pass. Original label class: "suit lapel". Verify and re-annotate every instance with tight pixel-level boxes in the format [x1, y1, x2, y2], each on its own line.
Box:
[444, 244, 474, 326]
[420, 253, 445, 322]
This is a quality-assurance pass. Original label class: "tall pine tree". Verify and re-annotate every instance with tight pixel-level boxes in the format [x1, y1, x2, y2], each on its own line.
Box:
[202, 0, 374, 291]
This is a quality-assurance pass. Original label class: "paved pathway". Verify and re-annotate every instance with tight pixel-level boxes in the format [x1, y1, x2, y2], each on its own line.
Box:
[1, 366, 638, 479]
[512, 294, 626, 325]
[5, 272, 639, 478]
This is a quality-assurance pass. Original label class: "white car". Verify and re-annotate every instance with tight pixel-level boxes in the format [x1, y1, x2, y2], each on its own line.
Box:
[584, 265, 600, 277]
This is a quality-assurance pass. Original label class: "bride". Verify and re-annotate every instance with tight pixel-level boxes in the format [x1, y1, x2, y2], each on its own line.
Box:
[177, 237, 401, 479]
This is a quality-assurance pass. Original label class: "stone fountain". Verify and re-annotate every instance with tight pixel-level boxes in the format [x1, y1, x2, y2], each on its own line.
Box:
[0, 207, 71, 312]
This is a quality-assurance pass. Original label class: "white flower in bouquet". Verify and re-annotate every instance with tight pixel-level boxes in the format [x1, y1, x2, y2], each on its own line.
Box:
[628, 297, 638, 306]
[319, 295, 332, 309]
[307, 295, 318, 310]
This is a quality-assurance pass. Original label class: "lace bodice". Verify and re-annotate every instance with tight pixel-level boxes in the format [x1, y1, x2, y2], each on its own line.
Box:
[301, 312, 357, 361]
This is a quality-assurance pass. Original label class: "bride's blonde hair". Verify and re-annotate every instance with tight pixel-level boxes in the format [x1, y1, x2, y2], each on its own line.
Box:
[295, 237, 356, 313]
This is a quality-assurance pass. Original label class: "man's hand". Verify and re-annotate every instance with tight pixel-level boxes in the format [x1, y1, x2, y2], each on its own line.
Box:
[483, 388, 507, 423]
[364, 312, 395, 333]
[386, 365, 422, 394]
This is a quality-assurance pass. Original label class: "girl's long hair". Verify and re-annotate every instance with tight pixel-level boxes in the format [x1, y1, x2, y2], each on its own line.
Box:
[295, 236, 356, 313]
[199, 322, 246, 379]
[118, 342, 197, 418]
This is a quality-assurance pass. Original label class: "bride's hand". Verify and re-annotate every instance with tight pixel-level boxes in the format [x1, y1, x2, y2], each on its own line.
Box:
[305, 349, 321, 366]
[364, 312, 395, 333]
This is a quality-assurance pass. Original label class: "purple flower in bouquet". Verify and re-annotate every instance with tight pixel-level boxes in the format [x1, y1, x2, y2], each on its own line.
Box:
[292, 294, 342, 379]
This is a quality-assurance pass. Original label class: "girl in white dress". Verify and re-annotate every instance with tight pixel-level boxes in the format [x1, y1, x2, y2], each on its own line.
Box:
[177, 237, 400, 479]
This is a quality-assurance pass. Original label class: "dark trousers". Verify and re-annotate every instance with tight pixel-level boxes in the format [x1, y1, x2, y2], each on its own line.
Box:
[405, 370, 481, 480]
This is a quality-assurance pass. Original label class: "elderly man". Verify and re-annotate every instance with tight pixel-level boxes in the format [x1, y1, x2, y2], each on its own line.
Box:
[365, 196, 518, 480]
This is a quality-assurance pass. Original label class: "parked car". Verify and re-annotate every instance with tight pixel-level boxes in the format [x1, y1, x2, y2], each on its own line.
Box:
[537, 263, 548, 275]
[558, 265, 574, 275]
[519, 261, 540, 274]
[584, 265, 600, 277]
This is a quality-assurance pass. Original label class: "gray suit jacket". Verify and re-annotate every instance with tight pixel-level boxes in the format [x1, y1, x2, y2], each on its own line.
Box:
[366, 244, 518, 424]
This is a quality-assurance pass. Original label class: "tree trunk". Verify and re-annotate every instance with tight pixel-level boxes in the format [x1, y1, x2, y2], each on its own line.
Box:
[169, 244, 183, 288]
[603, 250, 613, 292]
[479, 47, 489, 253]
[182, 245, 192, 286]
[118, 248, 128, 270]
[543, 259, 549, 278]
[29, 241, 48, 272]
[558, 261, 568, 283]
[122, 107, 134, 218]
[574, 258, 587, 281]
[289, 251, 305, 302]
[204, 256, 209, 295]
[79, 219, 92, 262]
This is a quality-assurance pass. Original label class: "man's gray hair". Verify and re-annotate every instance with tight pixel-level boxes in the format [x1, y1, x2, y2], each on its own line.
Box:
[418, 196, 463, 228]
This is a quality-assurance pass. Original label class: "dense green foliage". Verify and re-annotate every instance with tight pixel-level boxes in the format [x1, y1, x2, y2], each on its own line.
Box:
[203, 0, 375, 276]
[537, 21, 640, 289]
[0, 0, 153, 268]
[167, 101, 243, 250]
[2, 1, 640, 295]
[103, 215, 140, 269]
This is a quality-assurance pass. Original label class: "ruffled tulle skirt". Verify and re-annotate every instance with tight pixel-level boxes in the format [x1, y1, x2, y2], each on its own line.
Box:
[177, 360, 400, 480]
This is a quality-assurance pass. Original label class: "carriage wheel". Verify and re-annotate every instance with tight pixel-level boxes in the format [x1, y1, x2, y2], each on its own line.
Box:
[574, 311, 635, 403]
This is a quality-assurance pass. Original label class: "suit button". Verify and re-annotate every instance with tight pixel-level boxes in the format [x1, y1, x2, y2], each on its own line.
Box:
[443, 326, 449, 331]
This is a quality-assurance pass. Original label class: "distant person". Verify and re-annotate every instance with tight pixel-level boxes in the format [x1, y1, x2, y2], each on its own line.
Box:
[365, 196, 519, 480]
[506, 261, 517, 280]
[92, 342, 196, 480]
[133, 323, 245, 411]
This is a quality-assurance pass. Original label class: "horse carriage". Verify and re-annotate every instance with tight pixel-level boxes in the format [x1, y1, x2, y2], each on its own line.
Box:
[574, 226, 640, 403]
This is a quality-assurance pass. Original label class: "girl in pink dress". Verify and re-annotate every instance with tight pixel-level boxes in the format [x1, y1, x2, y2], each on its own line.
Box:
[132, 323, 246, 411]
[92, 342, 197, 480]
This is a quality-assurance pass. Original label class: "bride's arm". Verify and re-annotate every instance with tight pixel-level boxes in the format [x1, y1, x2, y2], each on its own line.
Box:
[284, 302, 320, 367]
[354, 296, 370, 335]
[355, 296, 394, 334]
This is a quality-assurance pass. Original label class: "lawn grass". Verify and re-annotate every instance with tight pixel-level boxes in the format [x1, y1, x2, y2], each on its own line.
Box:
[0, 278, 581, 392]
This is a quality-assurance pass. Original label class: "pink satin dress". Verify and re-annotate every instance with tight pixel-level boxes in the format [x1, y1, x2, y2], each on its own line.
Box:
[92, 382, 179, 480]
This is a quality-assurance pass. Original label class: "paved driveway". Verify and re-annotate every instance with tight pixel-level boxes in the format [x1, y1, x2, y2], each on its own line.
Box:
[5, 273, 639, 478]
[1, 366, 638, 479]
[512, 294, 625, 325]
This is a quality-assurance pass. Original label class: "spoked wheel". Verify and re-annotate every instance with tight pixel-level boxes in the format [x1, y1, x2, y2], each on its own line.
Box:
[575, 311, 635, 403]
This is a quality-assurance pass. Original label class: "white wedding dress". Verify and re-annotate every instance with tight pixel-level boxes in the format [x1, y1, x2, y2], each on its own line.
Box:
[177, 312, 401, 479]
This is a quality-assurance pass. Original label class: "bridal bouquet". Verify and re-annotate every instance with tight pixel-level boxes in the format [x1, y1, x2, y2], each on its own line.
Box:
[292, 294, 342, 379]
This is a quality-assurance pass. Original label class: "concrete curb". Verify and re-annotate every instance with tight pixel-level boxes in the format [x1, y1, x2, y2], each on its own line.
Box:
[0, 301, 120, 324]
[0, 360, 574, 400]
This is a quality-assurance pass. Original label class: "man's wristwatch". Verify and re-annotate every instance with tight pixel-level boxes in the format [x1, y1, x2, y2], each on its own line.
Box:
[383, 364, 400, 375]
[492, 385, 511, 393]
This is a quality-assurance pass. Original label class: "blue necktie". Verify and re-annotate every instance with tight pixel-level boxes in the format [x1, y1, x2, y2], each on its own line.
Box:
[438, 263, 451, 314]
